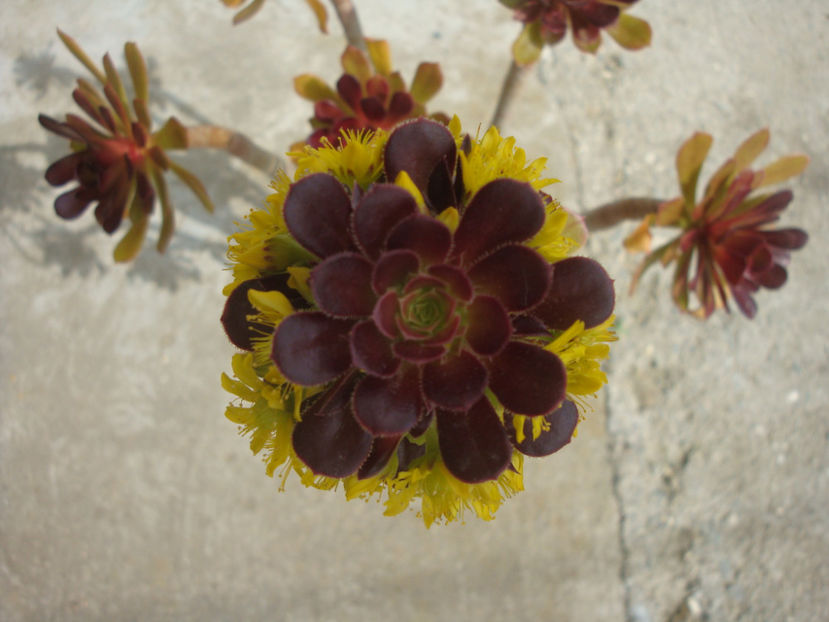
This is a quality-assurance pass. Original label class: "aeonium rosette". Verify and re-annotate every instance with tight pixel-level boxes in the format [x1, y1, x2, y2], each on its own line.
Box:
[221, 117, 617, 525]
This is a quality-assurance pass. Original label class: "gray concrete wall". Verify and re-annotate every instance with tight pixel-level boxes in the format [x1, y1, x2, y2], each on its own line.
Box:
[1, 2, 827, 620]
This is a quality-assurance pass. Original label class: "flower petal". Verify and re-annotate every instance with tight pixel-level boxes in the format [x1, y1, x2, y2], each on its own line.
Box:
[272, 311, 353, 386]
[352, 184, 418, 258]
[384, 118, 456, 202]
[292, 375, 372, 478]
[353, 367, 421, 436]
[533, 257, 615, 330]
[310, 252, 375, 317]
[504, 400, 578, 457]
[465, 295, 512, 357]
[350, 319, 400, 377]
[386, 214, 452, 265]
[452, 179, 545, 266]
[283, 173, 354, 259]
[436, 398, 512, 483]
[423, 350, 488, 411]
[489, 341, 566, 416]
[468, 244, 552, 311]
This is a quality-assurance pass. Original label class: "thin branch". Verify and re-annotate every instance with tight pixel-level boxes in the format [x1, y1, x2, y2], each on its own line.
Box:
[329, 0, 366, 51]
[185, 125, 284, 177]
[582, 197, 664, 231]
[490, 60, 530, 129]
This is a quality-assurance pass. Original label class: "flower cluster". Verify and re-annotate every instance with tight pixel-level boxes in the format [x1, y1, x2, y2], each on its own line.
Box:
[293, 41, 446, 148]
[39, 31, 212, 261]
[500, 0, 651, 64]
[627, 129, 809, 318]
[221, 117, 616, 525]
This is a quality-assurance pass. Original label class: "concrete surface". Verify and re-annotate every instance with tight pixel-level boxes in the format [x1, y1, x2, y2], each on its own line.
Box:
[1, 1, 827, 620]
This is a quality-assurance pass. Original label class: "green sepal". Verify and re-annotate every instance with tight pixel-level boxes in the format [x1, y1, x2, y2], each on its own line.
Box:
[266, 233, 317, 269]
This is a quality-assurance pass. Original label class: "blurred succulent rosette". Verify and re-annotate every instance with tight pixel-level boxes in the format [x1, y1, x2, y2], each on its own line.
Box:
[293, 40, 447, 148]
[39, 31, 213, 261]
[221, 117, 616, 525]
[626, 129, 809, 318]
[500, 0, 651, 64]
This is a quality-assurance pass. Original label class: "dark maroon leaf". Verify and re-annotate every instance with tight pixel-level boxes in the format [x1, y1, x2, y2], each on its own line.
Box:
[272, 311, 353, 386]
[489, 341, 566, 416]
[468, 244, 552, 311]
[384, 118, 457, 200]
[511, 314, 549, 336]
[54, 187, 93, 219]
[283, 173, 354, 259]
[452, 179, 545, 265]
[372, 249, 420, 295]
[292, 375, 372, 477]
[352, 367, 421, 436]
[422, 350, 488, 411]
[360, 96, 386, 122]
[336, 74, 363, 109]
[372, 290, 401, 338]
[358, 435, 400, 479]
[386, 214, 452, 265]
[428, 264, 473, 301]
[221, 275, 297, 351]
[393, 340, 445, 363]
[45, 152, 83, 186]
[534, 256, 615, 330]
[350, 320, 400, 377]
[409, 411, 434, 437]
[352, 184, 418, 258]
[465, 295, 512, 356]
[763, 228, 808, 250]
[314, 99, 342, 122]
[310, 252, 375, 317]
[504, 399, 579, 457]
[365, 75, 390, 100]
[757, 264, 787, 289]
[397, 436, 426, 470]
[436, 398, 512, 483]
[38, 114, 84, 141]
[387, 92, 414, 120]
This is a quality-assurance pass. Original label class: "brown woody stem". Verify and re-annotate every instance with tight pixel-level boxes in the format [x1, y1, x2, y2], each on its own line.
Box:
[185, 125, 284, 176]
[582, 197, 664, 231]
[491, 60, 530, 129]
[329, 0, 366, 51]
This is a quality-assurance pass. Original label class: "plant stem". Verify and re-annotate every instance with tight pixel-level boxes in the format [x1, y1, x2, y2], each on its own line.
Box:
[490, 60, 530, 128]
[329, 0, 366, 51]
[185, 125, 284, 176]
[582, 197, 664, 231]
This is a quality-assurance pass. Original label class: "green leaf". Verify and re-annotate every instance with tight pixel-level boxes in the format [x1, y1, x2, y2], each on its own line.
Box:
[629, 238, 679, 294]
[293, 74, 339, 102]
[113, 211, 149, 262]
[676, 132, 712, 207]
[57, 28, 107, 85]
[150, 167, 175, 253]
[512, 22, 544, 67]
[153, 117, 189, 150]
[757, 154, 809, 187]
[102, 53, 129, 111]
[304, 0, 328, 33]
[410, 62, 443, 104]
[366, 39, 392, 76]
[169, 160, 214, 213]
[133, 97, 152, 131]
[733, 128, 769, 171]
[606, 14, 652, 50]
[124, 41, 148, 103]
[341, 46, 372, 83]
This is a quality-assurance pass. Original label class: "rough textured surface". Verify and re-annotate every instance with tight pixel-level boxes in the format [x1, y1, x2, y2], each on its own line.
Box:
[1, 2, 827, 621]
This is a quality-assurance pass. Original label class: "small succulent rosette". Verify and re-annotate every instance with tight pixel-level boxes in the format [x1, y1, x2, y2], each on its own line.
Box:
[293, 40, 446, 148]
[222, 0, 327, 28]
[39, 31, 213, 262]
[221, 117, 617, 525]
[500, 0, 651, 64]
[627, 129, 809, 319]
